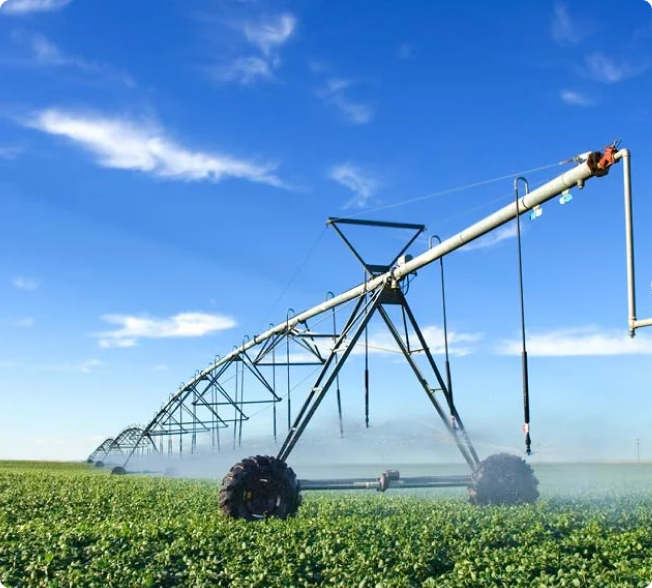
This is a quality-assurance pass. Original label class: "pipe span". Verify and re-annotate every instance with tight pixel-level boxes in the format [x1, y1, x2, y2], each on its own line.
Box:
[149, 149, 616, 420]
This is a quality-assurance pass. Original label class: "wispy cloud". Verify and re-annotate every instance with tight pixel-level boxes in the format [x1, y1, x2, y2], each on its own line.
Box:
[29, 33, 82, 66]
[461, 224, 521, 252]
[0, 145, 24, 160]
[244, 13, 296, 57]
[16, 33, 135, 86]
[211, 56, 274, 85]
[318, 78, 374, 125]
[1, 357, 103, 372]
[496, 326, 652, 356]
[95, 312, 237, 348]
[416, 325, 482, 357]
[584, 53, 648, 84]
[23, 109, 286, 187]
[211, 13, 296, 85]
[0, 0, 73, 14]
[15, 317, 35, 327]
[12, 276, 40, 290]
[550, 3, 587, 46]
[346, 325, 482, 358]
[38, 358, 104, 374]
[560, 89, 594, 107]
[329, 163, 379, 208]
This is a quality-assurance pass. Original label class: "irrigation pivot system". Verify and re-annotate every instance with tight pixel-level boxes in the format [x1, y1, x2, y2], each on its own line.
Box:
[92, 142, 646, 520]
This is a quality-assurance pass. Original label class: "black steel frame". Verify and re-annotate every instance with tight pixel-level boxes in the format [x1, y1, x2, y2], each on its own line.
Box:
[277, 281, 480, 491]
[88, 426, 157, 464]
[115, 217, 482, 490]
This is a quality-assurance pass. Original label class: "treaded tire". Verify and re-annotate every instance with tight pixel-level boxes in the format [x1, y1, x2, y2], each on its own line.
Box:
[95, 460, 104, 468]
[111, 466, 127, 475]
[219, 455, 301, 520]
[468, 452, 539, 506]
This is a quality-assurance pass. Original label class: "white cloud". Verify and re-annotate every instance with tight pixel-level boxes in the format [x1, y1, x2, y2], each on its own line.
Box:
[0, 360, 18, 368]
[330, 163, 378, 208]
[584, 53, 648, 84]
[318, 78, 374, 125]
[98, 338, 136, 349]
[550, 3, 585, 46]
[38, 358, 104, 373]
[153, 364, 168, 371]
[261, 350, 322, 364]
[15, 317, 35, 327]
[211, 13, 296, 86]
[0, 145, 24, 160]
[23, 109, 286, 187]
[244, 13, 296, 56]
[22, 33, 135, 86]
[461, 224, 521, 252]
[496, 326, 652, 356]
[211, 56, 274, 85]
[344, 325, 482, 358]
[12, 276, 39, 290]
[560, 89, 594, 107]
[96, 312, 237, 348]
[418, 325, 483, 357]
[1, 0, 73, 14]
[30, 33, 72, 66]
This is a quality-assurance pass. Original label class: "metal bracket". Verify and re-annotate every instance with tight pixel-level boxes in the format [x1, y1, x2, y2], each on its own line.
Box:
[326, 217, 426, 276]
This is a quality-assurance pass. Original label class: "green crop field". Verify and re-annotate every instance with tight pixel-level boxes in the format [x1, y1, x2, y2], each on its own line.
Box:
[1, 461, 651, 588]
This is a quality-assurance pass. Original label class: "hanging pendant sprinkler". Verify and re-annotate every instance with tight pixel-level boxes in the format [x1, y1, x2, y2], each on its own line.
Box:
[514, 177, 532, 456]
[112, 141, 638, 519]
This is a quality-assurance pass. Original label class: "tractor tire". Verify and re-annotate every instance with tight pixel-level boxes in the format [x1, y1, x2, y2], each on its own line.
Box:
[219, 455, 301, 521]
[468, 452, 539, 506]
[111, 466, 127, 475]
[95, 460, 104, 468]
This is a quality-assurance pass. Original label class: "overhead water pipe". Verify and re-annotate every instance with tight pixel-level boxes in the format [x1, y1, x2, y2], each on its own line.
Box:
[158, 146, 620, 407]
[617, 149, 652, 335]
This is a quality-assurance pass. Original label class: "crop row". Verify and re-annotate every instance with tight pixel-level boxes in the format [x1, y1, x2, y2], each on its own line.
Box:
[0, 462, 651, 587]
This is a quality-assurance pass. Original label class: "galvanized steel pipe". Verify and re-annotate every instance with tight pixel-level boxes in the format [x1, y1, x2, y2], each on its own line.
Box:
[166, 150, 613, 406]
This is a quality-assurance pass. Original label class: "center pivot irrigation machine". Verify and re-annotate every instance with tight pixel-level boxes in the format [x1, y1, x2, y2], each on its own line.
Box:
[90, 142, 649, 520]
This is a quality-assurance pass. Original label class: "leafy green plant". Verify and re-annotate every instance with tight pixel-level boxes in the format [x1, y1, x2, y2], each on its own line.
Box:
[0, 461, 651, 587]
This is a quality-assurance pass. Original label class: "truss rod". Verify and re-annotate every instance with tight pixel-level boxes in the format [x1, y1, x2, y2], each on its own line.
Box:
[163, 150, 613, 406]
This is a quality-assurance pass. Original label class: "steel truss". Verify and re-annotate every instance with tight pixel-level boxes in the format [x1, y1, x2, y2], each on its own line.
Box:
[89, 426, 157, 465]
[281, 285, 476, 462]
[87, 437, 114, 463]
[123, 309, 350, 465]
[109, 143, 629, 489]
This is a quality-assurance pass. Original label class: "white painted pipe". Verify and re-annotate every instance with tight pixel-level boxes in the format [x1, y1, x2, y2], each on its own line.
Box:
[174, 149, 616, 397]
[615, 149, 646, 337]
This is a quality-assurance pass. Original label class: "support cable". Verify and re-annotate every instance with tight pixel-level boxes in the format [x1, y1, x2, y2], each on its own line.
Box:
[345, 160, 569, 219]
[257, 227, 328, 332]
[430, 235, 455, 429]
[326, 292, 345, 438]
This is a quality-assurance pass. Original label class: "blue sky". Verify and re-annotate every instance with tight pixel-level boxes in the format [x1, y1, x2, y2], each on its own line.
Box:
[1, 0, 651, 464]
